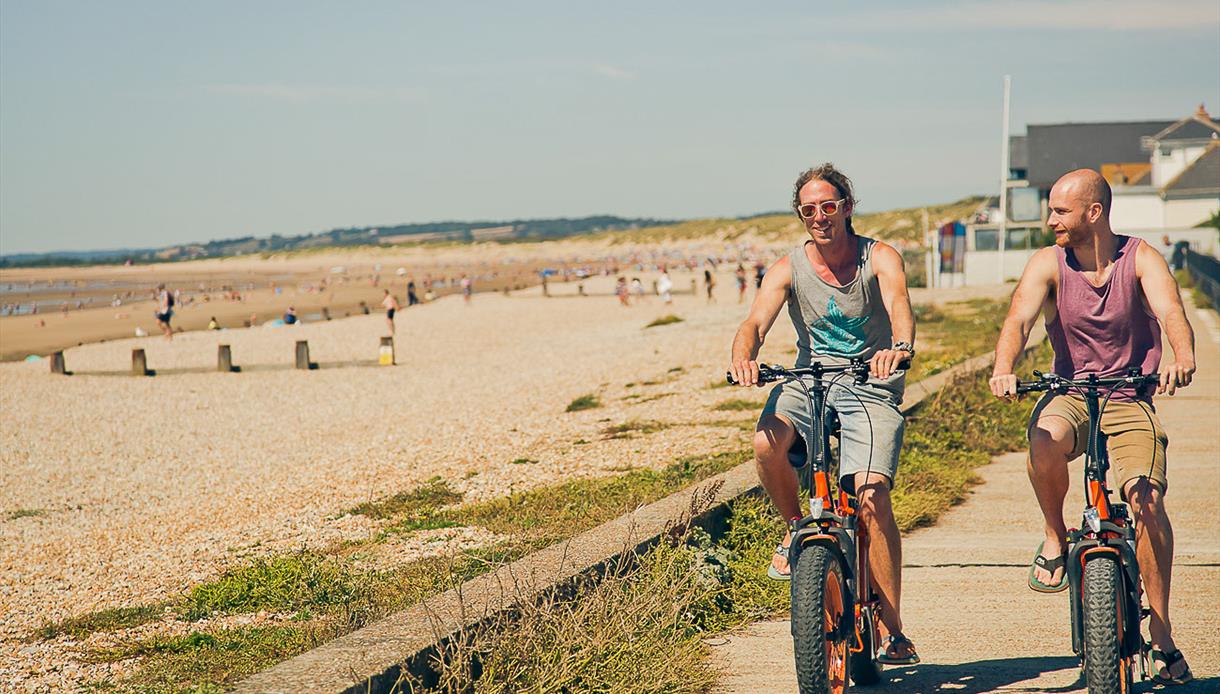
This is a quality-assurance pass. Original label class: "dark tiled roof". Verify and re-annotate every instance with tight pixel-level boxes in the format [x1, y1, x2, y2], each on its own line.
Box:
[1164, 145, 1220, 197]
[1149, 116, 1220, 142]
[1024, 121, 1173, 190]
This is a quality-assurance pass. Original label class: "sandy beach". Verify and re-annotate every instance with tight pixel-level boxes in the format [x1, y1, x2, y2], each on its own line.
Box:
[0, 260, 789, 689]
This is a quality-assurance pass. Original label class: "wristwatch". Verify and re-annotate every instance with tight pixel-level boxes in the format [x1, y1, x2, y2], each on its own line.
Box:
[892, 341, 915, 359]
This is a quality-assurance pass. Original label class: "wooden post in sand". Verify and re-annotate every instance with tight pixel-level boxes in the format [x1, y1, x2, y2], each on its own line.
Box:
[132, 348, 149, 376]
[379, 336, 395, 366]
[50, 351, 66, 375]
[218, 345, 234, 372]
[295, 341, 311, 370]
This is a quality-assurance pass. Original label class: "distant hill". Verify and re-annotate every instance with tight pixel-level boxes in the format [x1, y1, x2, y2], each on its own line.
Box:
[0, 216, 676, 268]
[0, 198, 989, 268]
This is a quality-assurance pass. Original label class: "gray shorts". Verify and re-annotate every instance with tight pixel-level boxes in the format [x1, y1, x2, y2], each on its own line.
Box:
[759, 378, 905, 493]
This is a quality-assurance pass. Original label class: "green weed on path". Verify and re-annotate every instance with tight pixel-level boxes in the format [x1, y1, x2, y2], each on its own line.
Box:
[645, 314, 683, 328]
[565, 393, 601, 412]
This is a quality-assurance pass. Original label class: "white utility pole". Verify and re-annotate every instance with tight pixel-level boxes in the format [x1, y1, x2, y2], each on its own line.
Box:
[998, 75, 1011, 284]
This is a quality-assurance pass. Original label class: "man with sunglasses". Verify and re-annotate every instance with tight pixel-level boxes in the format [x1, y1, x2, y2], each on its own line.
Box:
[989, 169, 1195, 684]
[729, 163, 919, 665]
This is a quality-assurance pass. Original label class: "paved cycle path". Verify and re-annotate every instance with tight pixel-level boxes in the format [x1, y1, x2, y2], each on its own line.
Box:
[709, 299, 1220, 692]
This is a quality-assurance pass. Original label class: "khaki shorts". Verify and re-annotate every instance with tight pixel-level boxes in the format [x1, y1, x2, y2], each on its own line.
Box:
[1028, 393, 1168, 498]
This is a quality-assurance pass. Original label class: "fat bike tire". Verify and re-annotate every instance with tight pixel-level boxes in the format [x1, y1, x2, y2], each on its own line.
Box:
[792, 545, 849, 694]
[1081, 556, 1131, 694]
[849, 605, 883, 686]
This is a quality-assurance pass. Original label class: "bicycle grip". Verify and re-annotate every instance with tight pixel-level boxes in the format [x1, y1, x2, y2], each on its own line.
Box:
[726, 371, 738, 386]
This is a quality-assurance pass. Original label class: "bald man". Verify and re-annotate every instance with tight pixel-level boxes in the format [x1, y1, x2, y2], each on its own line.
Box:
[989, 169, 1195, 683]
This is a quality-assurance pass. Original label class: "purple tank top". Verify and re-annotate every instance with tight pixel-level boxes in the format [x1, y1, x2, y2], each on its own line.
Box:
[1046, 236, 1161, 401]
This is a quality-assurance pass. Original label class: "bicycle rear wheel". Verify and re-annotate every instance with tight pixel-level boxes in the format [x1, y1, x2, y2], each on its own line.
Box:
[792, 545, 849, 694]
[1081, 555, 1132, 694]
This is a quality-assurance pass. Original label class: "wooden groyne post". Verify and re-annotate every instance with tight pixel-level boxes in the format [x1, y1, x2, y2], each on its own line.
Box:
[50, 351, 66, 375]
[295, 341, 312, 370]
[132, 348, 150, 376]
[379, 336, 395, 366]
[218, 345, 235, 372]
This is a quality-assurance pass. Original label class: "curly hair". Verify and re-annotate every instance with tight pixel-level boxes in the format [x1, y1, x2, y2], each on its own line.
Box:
[792, 163, 857, 234]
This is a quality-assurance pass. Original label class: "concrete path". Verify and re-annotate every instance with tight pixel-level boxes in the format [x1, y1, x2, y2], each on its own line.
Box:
[709, 299, 1220, 693]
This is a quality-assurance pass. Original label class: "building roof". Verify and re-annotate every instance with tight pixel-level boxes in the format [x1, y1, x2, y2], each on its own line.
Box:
[1163, 143, 1220, 198]
[1147, 106, 1220, 144]
[1024, 120, 1174, 190]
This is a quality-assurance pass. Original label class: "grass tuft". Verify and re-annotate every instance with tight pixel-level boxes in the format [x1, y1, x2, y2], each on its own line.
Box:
[35, 604, 168, 641]
[6, 508, 48, 521]
[182, 551, 370, 621]
[509, 458, 538, 465]
[712, 398, 758, 412]
[346, 477, 462, 520]
[645, 314, 684, 328]
[600, 419, 671, 439]
[88, 626, 311, 690]
[565, 394, 601, 412]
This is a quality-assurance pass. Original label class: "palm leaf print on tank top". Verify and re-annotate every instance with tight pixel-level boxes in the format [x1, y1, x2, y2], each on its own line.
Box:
[812, 296, 869, 355]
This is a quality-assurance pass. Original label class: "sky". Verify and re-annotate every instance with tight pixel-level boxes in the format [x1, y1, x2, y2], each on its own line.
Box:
[1, 1, 1217, 255]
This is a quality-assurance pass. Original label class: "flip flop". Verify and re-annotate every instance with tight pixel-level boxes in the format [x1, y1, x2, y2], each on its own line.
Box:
[876, 632, 920, 665]
[1028, 540, 1068, 593]
[1151, 649, 1194, 685]
[766, 542, 790, 581]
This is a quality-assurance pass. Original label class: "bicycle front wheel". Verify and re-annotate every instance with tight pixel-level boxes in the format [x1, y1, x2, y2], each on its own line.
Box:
[1081, 555, 1132, 694]
[792, 545, 849, 694]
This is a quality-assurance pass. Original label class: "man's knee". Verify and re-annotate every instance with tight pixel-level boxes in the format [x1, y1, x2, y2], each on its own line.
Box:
[1029, 417, 1075, 461]
[754, 415, 795, 464]
[855, 475, 895, 527]
[1124, 478, 1168, 524]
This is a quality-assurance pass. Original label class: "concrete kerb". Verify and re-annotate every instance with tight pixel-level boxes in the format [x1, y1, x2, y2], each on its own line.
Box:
[234, 330, 1045, 694]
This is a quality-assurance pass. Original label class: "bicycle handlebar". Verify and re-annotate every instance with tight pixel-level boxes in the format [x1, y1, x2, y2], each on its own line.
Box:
[1014, 369, 1160, 395]
[726, 357, 912, 386]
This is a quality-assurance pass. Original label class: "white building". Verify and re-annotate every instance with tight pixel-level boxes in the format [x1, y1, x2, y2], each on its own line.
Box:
[1110, 106, 1219, 252]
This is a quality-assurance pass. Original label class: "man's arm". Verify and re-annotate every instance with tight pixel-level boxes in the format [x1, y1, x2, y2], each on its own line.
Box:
[989, 247, 1057, 399]
[1136, 242, 1195, 395]
[729, 256, 792, 387]
[871, 242, 915, 379]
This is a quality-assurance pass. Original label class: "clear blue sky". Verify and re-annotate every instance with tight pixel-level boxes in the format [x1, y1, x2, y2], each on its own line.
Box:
[2, 1, 1217, 254]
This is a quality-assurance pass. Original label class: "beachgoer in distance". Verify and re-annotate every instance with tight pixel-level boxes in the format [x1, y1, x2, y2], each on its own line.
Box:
[461, 275, 473, 304]
[382, 289, 400, 334]
[616, 277, 630, 306]
[657, 269, 673, 305]
[407, 280, 420, 306]
[631, 277, 645, 302]
[283, 306, 298, 325]
[154, 284, 174, 340]
[729, 163, 919, 664]
[736, 264, 748, 303]
[207, 316, 220, 330]
[989, 170, 1195, 684]
[704, 268, 716, 303]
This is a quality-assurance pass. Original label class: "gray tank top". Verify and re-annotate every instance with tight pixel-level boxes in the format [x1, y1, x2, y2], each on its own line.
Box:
[786, 236, 904, 398]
